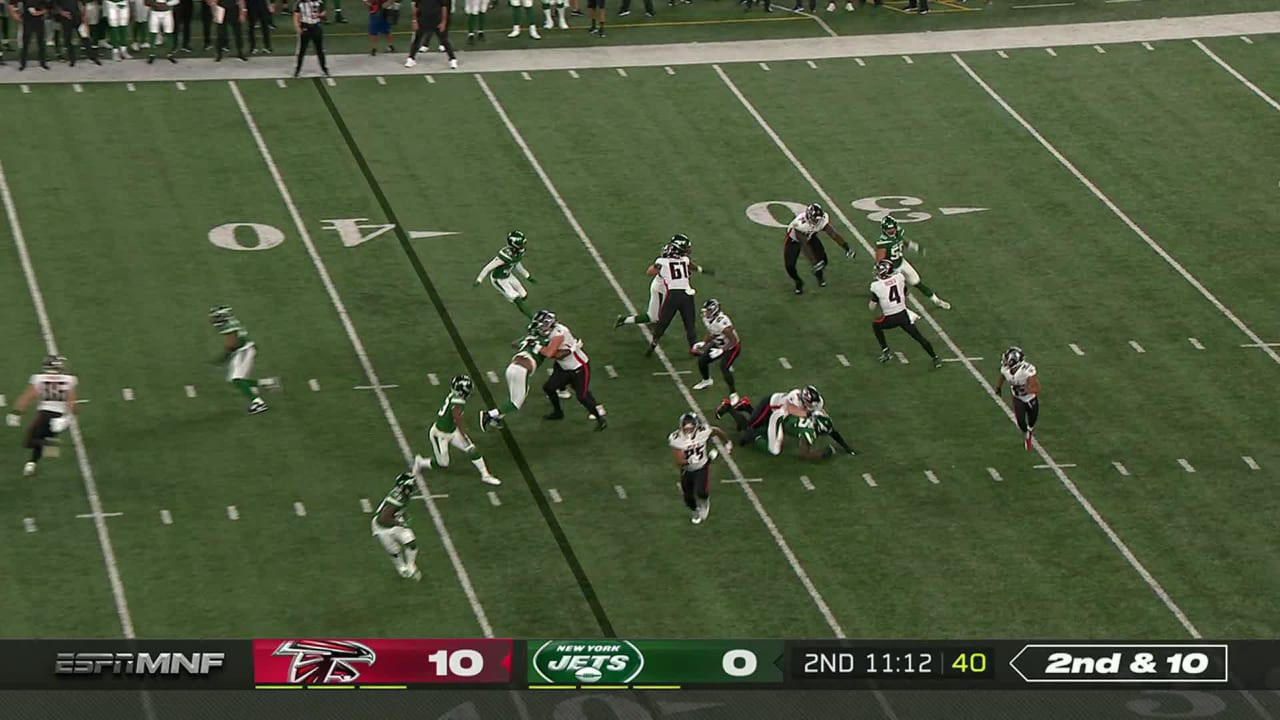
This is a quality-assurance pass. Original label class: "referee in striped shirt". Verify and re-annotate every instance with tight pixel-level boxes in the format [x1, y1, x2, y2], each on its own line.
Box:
[293, 0, 329, 76]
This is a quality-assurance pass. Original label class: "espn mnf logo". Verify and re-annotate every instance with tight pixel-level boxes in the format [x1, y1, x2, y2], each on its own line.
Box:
[55, 651, 225, 676]
[532, 641, 645, 685]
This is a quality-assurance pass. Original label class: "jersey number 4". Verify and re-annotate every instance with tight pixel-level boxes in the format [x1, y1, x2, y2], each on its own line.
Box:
[888, 284, 902, 303]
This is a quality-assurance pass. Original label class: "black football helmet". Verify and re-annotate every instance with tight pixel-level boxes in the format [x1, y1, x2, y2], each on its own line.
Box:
[874, 260, 894, 280]
[1002, 346, 1025, 370]
[805, 203, 825, 224]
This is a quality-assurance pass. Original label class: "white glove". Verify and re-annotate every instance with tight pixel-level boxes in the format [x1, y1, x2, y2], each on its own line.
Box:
[5, 413, 20, 427]
[691, 341, 706, 354]
[708, 347, 724, 360]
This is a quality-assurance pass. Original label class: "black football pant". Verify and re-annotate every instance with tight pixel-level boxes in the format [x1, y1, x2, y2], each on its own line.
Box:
[679, 466, 709, 511]
[873, 310, 937, 359]
[617, 0, 653, 14]
[697, 343, 739, 394]
[216, 9, 244, 57]
[651, 289, 698, 349]
[409, 13, 454, 60]
[904, 0, 926, 9]
[176, 0, 193, 47]
[247, 0, 271, 51]
[20, 12, 47, 68]
[783, 235, 828, 290]
[1013, 397, 1039, 433]
[294, 22, 327, 73]
[24, 410, 62, 463]
[732, 400, 774, 447]
[59, 15, 96, 65]
[543, 364, 599, 415]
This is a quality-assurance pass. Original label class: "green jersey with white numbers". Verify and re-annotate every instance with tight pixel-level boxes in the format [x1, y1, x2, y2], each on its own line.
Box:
[434, 390, 468, 433]
[514, 333, 548, 367]
[374, 481, 411, 529]
[489, 246, 526, 280]
[219, 317, 251, 350]
[875, 228, 907, 270]
[756, 411, 835, 451]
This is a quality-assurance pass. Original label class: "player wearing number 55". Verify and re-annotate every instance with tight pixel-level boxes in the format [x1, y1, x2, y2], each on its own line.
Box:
[669, 413, 731, 525]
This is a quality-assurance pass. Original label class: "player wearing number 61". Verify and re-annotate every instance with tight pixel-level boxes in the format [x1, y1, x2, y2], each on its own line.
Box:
[669, 413, 732, 525]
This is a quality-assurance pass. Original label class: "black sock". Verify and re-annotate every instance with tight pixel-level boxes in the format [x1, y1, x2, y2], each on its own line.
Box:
[30, 445, 43, 462]
[873, 324, 887, 350]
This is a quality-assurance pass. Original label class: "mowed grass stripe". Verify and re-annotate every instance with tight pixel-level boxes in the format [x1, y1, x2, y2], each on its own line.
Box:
[309, 78, 616, 638]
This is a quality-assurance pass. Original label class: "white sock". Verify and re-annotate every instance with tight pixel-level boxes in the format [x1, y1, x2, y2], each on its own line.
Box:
[557, 5, 566, 20]
[472, 456, 490, 476]
[403, 545, 418, 569]
[389, 552, 406, 572]
[595, 405, 606, 416]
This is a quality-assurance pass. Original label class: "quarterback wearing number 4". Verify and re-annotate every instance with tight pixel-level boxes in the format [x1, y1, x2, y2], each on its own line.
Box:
[414, 375, 500, 485]
[372, 472, 423, 580]
[669, 412, 731, 525]
[995, 346, 1040, 450]
[6, 355, 78, 477]
[209, 306, 273, 414]
[869, 261, 942, 368]
[474, 231, 536, 320]
[875, 216, 951, 310]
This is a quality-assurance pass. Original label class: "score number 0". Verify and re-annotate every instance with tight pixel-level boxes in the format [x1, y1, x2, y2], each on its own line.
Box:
[427, 649, 485, 678]
[722, 649, 759, 678]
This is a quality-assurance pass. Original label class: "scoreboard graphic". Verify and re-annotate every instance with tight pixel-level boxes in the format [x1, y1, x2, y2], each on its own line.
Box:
[2, 639, 1274, 691]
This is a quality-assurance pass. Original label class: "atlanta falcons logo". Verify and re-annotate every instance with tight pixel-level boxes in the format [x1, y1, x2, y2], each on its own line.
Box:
[272, 640, 377, 684]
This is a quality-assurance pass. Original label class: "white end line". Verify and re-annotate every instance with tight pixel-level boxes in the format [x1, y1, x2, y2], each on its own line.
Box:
[477, 72, 848, 639]
[230, 81, 493, 639]
[0, 159, 136, 639]
[717, 63, 1202, 641]
[953, 53, 1279, 367]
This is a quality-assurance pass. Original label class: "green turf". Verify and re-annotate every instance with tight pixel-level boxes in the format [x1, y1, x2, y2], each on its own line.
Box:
[1, 31, 1278, 643]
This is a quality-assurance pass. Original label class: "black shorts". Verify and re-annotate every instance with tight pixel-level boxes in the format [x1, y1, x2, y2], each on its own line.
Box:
[587, 0, 604, 10]
[874, 309, 913, 329]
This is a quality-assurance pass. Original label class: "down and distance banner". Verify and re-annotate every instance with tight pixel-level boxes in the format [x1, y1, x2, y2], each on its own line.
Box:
[252, 639, 513, 687]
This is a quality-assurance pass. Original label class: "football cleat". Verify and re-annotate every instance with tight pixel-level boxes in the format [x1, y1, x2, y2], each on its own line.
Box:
[614, 315, 628, 328]
[714, 398, 733, 418]
[595, 415, 608, 431]
[403, 57, 417, 67]
[411, 455, 432, 475]
[692, 378, 714, 391]
[543, 410, 565, 420]
[1024, 430, 1033, 451]
[881, 215, 900, 237]
[480, 474, 501, 485]
[556, 388, 573, 399]
[931, 294, 952, 310]
[932, 356, 944, 369]
[248, 398, 269, 414]
[450, 374, 474, 398]
[878, 348, 893, 363]
[874, 259, 894, 280]
[23, 461, 36, 477]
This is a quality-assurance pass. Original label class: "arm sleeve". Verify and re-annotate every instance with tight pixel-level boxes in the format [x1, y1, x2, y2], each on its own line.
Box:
[475, 257, 503, 283]
[514, 262, 531, 279]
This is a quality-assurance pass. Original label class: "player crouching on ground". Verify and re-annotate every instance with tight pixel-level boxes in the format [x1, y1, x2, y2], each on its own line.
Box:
[6, 354, 77, 477]
[371, 471, 422, 580]
[209, 305, 271, 414]
[995, 346, 1040, 450]
[690, 298, 740, 403]
[669, 412, 731, 525]
[415, 374, 500, 485]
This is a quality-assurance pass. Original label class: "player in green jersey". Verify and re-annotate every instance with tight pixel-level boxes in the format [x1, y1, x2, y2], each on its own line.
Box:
[479, 330, 547, 432]
[413, 375, 500, 485]
[371, 471, 423, 580]
[209, 305, 269, 414]
[719, 399, 856, 460]
[474, 231, 537, 320]
[875, 216, 952, 310]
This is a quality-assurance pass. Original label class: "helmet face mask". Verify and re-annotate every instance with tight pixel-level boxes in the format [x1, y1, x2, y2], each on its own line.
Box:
[450, 374, 474, 398]
[670, 234, 691, 256]
[881, 216, 899, 237]
[532, 309, 557, 333]
[1002, 346, 1025, 370]
[507, 231, 527, 250]
[801, 385, 821, 409]
[874, 260, 894, 279]
[679, 412, 701, 438]
[42, 354, 66, 373]
[702, 298, 721, 322]
[209, 305, 232, 327]
[805, 203, 824, 224]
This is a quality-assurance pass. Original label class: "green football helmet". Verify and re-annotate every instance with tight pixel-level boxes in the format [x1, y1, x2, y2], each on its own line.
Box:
[507, 231, 527, 250]
[209, 305, 233, 327]
[669, 234, 691, 256]
[881, 216, 900, 237]
[450, 374, 474, 398]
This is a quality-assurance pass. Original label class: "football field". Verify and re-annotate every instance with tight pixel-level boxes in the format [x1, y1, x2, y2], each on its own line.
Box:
[1, 25, 1279, 645]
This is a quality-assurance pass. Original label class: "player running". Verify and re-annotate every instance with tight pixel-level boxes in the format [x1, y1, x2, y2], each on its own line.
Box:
[615, 243, 675, 330]
[209, 305, 270, 414]
[371, 471, 424, 580]
[691, 298, 741, 403]
[995, 346, 1041, 450]
[721, 400, 856, 460]
[478, 329, 547, 431]
[784, 203, 854, 295]
[645, 234, 712, 357]
[535, 309, 608, 431]
[413, 375, 500, 485]
[474, 230, 537, 320]
[669, 412, 731, 525]
[6, 355, 78, 477]
[875, 216, 951, 310]
[869, 260, 942, 368]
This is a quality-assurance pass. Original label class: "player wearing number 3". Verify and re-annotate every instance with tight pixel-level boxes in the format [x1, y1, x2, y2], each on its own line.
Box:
[869, 260, 942, 368]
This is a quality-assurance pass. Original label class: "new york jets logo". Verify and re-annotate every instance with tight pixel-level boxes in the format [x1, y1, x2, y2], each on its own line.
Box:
[531, 640, 645, 685]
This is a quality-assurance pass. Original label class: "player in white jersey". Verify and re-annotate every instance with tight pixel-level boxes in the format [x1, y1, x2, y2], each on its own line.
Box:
[645, 234, 711, 357]
[726, 385, 819, 456]
[669, 412, 731, 524]
[615, 243, 675, 330]
[783, 203, 854, 295]
[6, 355, 78, 477]
[479, 330, 546, 432]
[869, 260, 941, 368]
[691, 298, 741, 403]
[995, 346, 1041, 450]
[534, 310, 607, 431]
[371, 471, 423, 579]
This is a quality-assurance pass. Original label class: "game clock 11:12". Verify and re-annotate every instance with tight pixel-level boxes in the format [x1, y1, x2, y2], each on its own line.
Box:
[793, 647, 993, 680]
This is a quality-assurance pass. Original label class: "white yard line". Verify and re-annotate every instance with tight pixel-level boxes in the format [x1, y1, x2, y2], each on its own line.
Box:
[230, 81, 493, 638]
[902, 55, 914, 64]
[835, 354, 849, 367]
[894, 351, 909, 365]
[1142, 42, 1154, 50]
[325, 77, 337, 87]
[605, 364, 619, 378]
[807, 60, 819, 69]
[486, 370, 500, 384]
[1242, 456, 1260, 470]
[1129, 340, 1146, 354]
[477, 73, 849, 639]
[1069, 343, 1085, 355]
[276, 78, 287, 88]
[184, 385, 197, 398]
[953, 54, 1280, 367]
[0, 159, 137, 639]
[862, 473, 876, 488]
[376, 76, 386, 85]
[1093, 44, 1106, 54]
[227, 505, 240, 520]
[616, 68, 628, 77]
[308, 378, 321, 391]
[360, 498, 373, 513]
[160, 509, 173, 525]
[569, 70, 579, 78]
[548, 488, 563, 503]
[716, 65, 1203, 640]
[799, 475, 814, 491]
[1193, 40, 1280, 113]
[1177, 458, 1196, 473]
[614, 485, 627, 500]
[997, 50, 1009, 58]
[1113, 461, 1130, 477]
[778, 357, 792, 369]
[122, 387, 135, 401]
[924, 470, 939, 485]
[427, 372, 439, 385]
[294, 501, 308, 517]
[76, 512, 124, 519]
[24, 517, 37, 533]
[424, 75, 436, 84]
[664, 66, 675, 75]
[1188, 337, 1204, 350]
[758, 62, 770, 71]
[176, 81, 186, 90]
[987, 467, 1002, 482]
[1045, 47, 1057, 56]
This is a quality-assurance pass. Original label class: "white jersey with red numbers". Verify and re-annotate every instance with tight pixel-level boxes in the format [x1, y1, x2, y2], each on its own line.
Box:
[1001, 362, 1039, 402]
[654, 256, 693, 293]
[704, 312, 736, 348]
[29, 373, 78, 415]
[870, 274, 909, 316]
[786, 211, 828, 241]
[549, 323, 589, 371]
